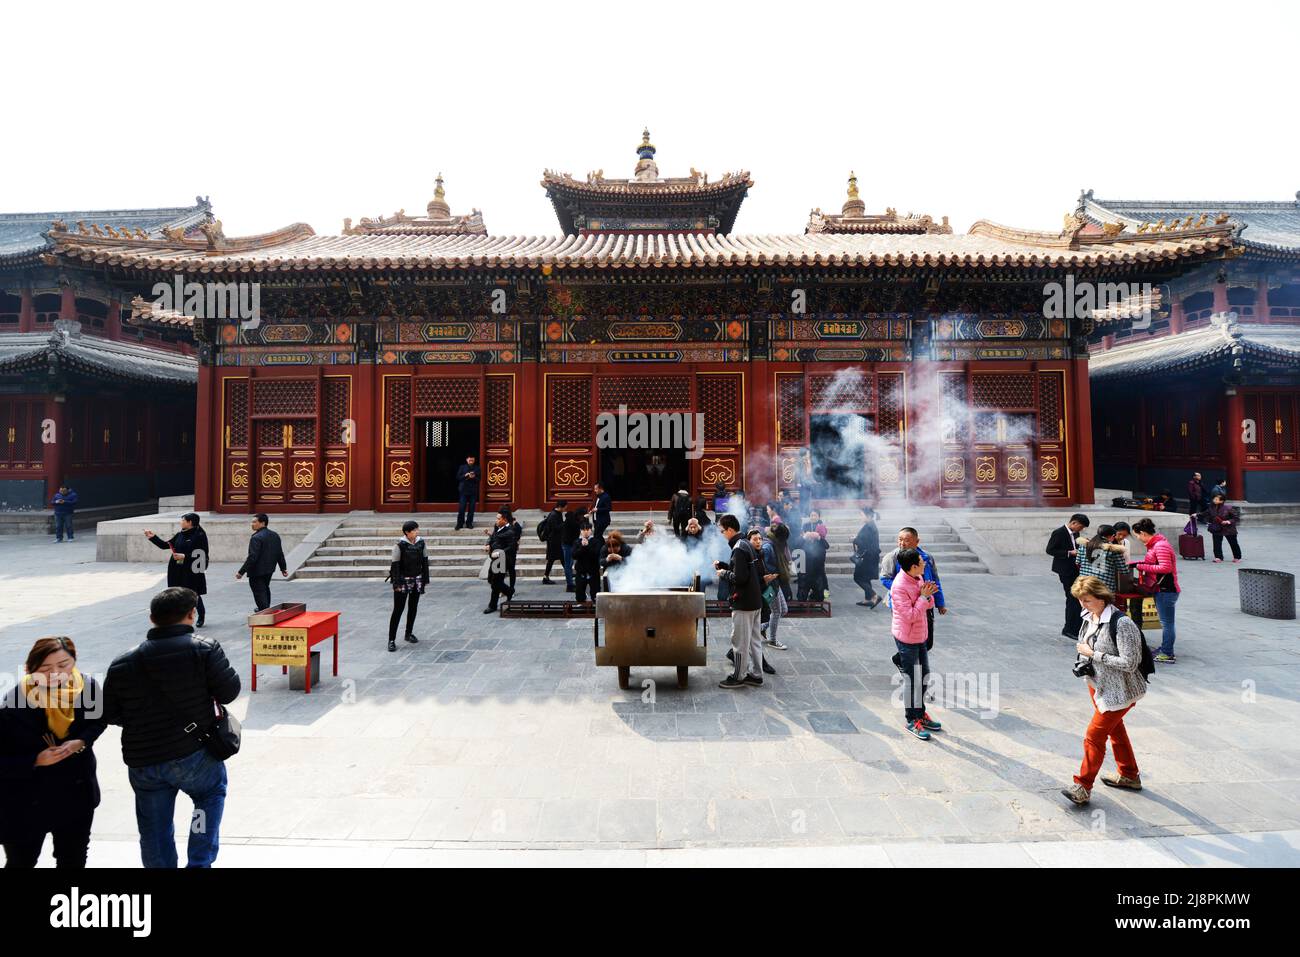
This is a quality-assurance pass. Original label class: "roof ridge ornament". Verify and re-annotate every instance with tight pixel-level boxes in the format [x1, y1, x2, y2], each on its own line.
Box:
[842, 171, 865, 218]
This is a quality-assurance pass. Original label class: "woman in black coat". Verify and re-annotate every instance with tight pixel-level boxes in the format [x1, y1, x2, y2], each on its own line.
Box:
[693, 496, 712, 528]
[144, 512, 209, 627]
[1, 637, 106, 868]
[852, 506, 882, 608]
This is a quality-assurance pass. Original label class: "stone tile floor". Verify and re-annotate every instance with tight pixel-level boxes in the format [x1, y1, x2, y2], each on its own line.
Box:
[1, 526, 1297, 864]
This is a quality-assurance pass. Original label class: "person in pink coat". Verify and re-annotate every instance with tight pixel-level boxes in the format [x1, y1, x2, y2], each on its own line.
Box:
[889, 548, 941, 740]
[1131, 517, 1180, 663]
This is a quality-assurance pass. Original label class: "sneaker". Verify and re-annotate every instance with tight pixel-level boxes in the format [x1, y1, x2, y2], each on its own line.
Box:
[920, 713, 942, 732]
[542, 578, 555, 585]
[1060, 782, 1091, 805]
[403, 634, 419, 644]
[483, 607, 497, 615]
[856, 600, 869, 607]
[761, 658, 776, 675]
[1213, 558, 1223, 564]
[387, 640, 397, 652]
[764, 638, 788, 651]
[1100, 771, 1142, 791]
[905, 720, 931, 741]
[743, 674, 763, 687]
[718, 675, 747, 690]
[1154, 652, 1176, 664]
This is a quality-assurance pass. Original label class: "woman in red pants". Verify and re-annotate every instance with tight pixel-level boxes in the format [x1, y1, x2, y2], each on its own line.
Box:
[1061, 575, 1148, 806]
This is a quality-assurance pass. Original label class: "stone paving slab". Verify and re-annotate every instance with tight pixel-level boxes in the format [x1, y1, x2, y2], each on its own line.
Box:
[1, 526, 1297, 860]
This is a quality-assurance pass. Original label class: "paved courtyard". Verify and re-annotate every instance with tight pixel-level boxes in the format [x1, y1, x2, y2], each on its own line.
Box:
[1, 526, 1298, 866]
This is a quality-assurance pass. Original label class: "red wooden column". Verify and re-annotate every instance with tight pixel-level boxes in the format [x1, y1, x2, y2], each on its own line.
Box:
[43, 395, 67, 503]
[59, 287, 76, 323]
[194, 365, 215, 510]
[517, 362, 541, 509]
[1168, 298, 1185, 336]
[1069, 358, 1095, 506]
[1256, 280, 1270, 322]
[352, 363, 377, 509]
[18, 289, 35, 333]
[1213, 280, 1229, 316]
[105, 297, 122, 339]
[745, 359, 773, 501]
[1224, 390, 1247, 499]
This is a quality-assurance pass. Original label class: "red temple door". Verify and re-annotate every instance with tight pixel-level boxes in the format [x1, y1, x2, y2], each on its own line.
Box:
[696, 372, 744, 502]
[483, 373, 515, 509]
[545, 373, 594, 502]
[221, 378, 251, 508]
[775, 371, 805, 497]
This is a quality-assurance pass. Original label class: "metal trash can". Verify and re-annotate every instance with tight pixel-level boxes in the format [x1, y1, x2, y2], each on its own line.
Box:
[289, 651, 322, 690]
[1238, 568, 1296, 620]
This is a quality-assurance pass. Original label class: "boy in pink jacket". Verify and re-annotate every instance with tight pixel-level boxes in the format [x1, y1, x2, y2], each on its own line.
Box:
[890, 548, 942, 740]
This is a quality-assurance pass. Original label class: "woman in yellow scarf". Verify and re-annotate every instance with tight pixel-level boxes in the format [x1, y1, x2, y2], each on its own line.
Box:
[0, 636, 105, 868]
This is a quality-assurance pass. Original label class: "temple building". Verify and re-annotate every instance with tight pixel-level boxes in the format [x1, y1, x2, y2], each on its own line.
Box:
[1084, 192, 1300, 502]
[0, 202, 208, 509]
[47, 136, 1240, 514]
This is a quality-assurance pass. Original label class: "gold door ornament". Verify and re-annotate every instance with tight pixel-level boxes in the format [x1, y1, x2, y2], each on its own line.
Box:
[230, 462, 249, 489]
[487, 460, 508, 487]
[1006, 456, 1029, 483]
[975, 456, 996, 483]
[779, 454, 797, 485]
[325, 461, 346, 488]
[943, 457, 965, 483]
[389, 460, 411, 488]
[553, 459, 589, 487]
[260, 461, 282, 489]
[1040, 456, 1060, 483]
[878, 456, 901, 484]
[293, 460, 314, 489]
[700, 458, 736, 486]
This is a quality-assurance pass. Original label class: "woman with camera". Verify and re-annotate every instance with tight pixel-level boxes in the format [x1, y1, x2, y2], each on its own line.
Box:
[1060, 575, 1146, 806]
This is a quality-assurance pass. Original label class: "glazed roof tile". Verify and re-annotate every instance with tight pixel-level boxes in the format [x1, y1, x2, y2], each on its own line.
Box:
[48, 218, 1239, 274]
[1089, 321, 1300, 380]
[0, 199, 213, 262]
[1084, 192, 1300, 255]
[0, 328, 197, 386]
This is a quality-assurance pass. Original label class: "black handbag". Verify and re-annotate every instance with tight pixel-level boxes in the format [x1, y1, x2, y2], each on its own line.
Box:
[139, 647, 241, 761]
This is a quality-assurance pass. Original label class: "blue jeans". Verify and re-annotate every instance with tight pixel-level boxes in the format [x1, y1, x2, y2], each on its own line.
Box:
[560, 543, 574, 588]
[128, 747, 228, 868]
[54, 513, 74, 540]
[894, 639, 930, 723]
[1154, 591, 1179, 657]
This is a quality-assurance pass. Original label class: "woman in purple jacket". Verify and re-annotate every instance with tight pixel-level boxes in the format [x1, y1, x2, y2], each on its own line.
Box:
[1206, 494, 1243, 564]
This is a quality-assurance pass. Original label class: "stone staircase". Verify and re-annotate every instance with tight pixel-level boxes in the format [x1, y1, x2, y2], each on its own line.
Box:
[294, 509, 988, 580]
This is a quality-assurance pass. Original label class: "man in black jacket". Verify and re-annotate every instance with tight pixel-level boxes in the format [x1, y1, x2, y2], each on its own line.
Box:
[715, 515, 765, 689]
[592, 483, 612, 540]
[235, 513, 286, 612]
[103, 587, 240, 868]
[560, 505, 585, 592]
[455, 456, 480, 530]
[541, 500, 566, 585]
[1046, 512, 1090, 639]
[572, 521, 602, 603]
[483, 508, 520, 613]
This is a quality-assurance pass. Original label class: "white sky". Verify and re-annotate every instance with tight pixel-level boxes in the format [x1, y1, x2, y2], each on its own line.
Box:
[5, 0, 1297, 239]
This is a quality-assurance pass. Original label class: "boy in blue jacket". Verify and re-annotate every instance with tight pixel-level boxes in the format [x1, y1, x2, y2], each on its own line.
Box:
[880, 526, 947, 650]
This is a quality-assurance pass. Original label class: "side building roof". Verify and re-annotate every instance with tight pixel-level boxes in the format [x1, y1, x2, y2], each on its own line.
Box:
[0, 198, 214, 265]
[0, 327, 197, 388]
[1082, 190, 1300, 257]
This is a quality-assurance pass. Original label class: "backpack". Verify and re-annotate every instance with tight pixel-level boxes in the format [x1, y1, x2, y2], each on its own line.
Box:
[1110, 614, 1155, 682]
[536, 517, 549, 542]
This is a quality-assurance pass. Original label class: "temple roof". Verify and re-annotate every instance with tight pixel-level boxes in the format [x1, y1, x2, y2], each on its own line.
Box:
[1082, 190, 1300, 257]
[541, 129, 752, 235]
[1089, 318, 1300, 381]
[343, 174, 486, 236]
[48, 215, 1237, 275]
[0, 198, 213, 264]
[807, 172, 952, 235]
[0, 326, 197, 387]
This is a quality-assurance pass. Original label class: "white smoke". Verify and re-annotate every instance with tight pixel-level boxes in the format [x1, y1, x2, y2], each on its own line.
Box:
[607, 522, 734, 592]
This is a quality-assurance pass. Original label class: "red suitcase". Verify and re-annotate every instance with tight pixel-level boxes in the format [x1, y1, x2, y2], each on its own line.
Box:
[1179, 533, 1205, 560]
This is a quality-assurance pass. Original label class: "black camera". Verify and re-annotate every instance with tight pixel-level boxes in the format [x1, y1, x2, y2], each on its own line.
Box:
[1072, 656, 1095, 679]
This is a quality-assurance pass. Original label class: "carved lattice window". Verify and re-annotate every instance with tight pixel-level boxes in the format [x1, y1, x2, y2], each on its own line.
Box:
[485, 376, 513, 444]
[550, 377, 591, 444]
[251, 379, 316, 416]
[808, 374, 874, 413]
[597, 376, 691, 411]
[971, 373, 1034, 410]
[385, 377, 411, 446]
[1038, 372, 1064, 442]
[323, 377, 350, 448]
[777, 376, 805, 443]
[699, 375, 740, 444]
[414, 377, 480, 415]
[226, 380, 249, 447]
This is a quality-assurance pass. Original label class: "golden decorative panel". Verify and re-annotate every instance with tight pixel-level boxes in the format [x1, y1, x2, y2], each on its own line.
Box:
[260, 461, 282, 490]
[293, 460, 314, 489]
[700, 458, 736, 486]
[1040, 456, 1060, 483]
[230, 462, 249, 489]
[553, 458, 589, 487]
[487, 460, 508, 487]
[974, 456, 996, 483]
[1006, 456, 1029, 483]
[943, 457, 965, 483]
[878, 456, 901, 484]
[325, 461, 346, 488]
[390, 460, 411, 488]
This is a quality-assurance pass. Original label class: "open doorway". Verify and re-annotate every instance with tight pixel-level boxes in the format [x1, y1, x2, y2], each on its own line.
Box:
[420, 418, 481, 503]
[599, 446, 689, 503]
[808, 412, 872, 501]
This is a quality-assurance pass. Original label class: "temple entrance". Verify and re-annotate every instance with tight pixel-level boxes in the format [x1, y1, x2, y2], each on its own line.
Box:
[599, 446, 689, 504]
[808, 412, 873, 502]
[419, 417, 480, 503]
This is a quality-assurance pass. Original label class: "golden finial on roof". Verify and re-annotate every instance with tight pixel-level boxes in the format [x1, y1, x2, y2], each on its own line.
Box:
[847, 171, 860, 200]
[434, 173, 445, 202]
[841, 171, 866, 218]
